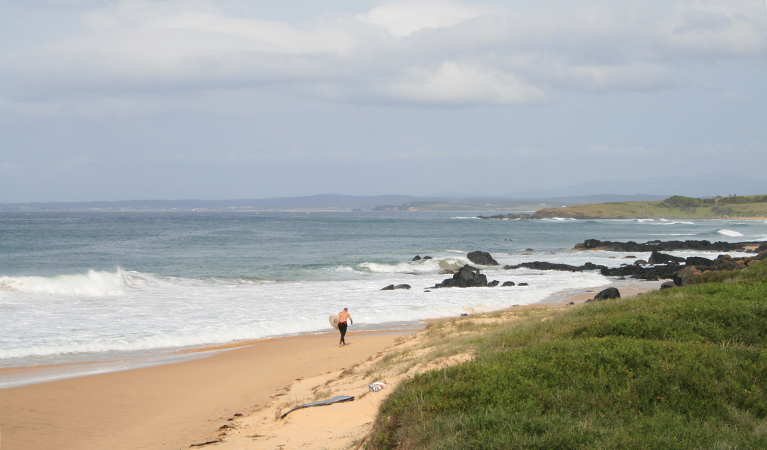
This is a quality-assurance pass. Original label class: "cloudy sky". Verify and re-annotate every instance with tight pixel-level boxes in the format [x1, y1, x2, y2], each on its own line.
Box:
[1, 0, 765, 202]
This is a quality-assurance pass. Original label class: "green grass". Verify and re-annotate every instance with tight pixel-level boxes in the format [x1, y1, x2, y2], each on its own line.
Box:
[532, 196, 767, 219]
[367, 260, 767, 449]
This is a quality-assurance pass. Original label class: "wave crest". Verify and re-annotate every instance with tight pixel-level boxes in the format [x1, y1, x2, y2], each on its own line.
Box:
[354, 257, 466, 274]
[0, 269, 137, 297]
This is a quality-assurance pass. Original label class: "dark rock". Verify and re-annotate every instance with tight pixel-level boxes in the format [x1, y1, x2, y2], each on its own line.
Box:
[381, 284, 411, 291]
[685, 256, 714, 267]
[467, 251, 499, 266]
[504, 261, 606, 272]
[518, 282, 529, 286]
[501, 281, 516, 287]
[433, 265, 488, 288]
[412, 255, 421, 261]
[711, 254, 740, 271]
[660, 281, 676, 290]
[600, 263, 680, 281]
[674, 266, 701, 286]
[585, 287, 621, 302]
[573, 239, 762, 253]
[596, 287, 621, 300]
[567, 302, 575, 306]
[488, 280, 500, 287]
[648, 251, 685, 265]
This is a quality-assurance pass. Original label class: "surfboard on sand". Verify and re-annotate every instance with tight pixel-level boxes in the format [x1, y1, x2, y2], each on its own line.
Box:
[329, 314, 339, 330]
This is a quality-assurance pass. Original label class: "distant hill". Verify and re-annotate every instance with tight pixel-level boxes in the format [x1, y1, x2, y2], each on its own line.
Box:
[529, 195, 767, 219]
[0, 194, 667, 212]
[508, 174, 767, 199]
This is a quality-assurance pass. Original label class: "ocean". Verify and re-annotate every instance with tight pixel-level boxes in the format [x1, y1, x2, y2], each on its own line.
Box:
[1, 211, 765, 384]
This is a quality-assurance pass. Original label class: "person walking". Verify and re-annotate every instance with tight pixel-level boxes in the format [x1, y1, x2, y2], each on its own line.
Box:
[337, 308, 353, 347]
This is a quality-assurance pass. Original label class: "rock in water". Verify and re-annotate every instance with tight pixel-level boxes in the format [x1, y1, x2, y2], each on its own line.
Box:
[433, 265, 488, 288]
[467, 251, 498, 266]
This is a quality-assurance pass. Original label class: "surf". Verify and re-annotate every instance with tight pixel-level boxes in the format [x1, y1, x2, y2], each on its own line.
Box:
[0, 269, 135, 297]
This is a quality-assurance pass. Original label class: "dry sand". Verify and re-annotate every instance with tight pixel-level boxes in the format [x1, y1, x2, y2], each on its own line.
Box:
[0, 280, 661, 450]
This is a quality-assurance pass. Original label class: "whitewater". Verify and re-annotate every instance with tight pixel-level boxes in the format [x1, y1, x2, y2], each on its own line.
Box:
[1, 212, 765, 377]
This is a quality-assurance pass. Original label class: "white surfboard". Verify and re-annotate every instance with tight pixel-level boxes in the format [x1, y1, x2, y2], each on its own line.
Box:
[329, 314, 340, 330]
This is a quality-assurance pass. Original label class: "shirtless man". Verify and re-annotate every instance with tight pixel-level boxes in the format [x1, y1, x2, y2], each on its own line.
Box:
[337, 308, 353, 347]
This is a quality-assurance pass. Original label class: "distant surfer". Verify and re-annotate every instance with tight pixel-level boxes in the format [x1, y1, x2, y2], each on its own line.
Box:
[337, 308, 353, 347]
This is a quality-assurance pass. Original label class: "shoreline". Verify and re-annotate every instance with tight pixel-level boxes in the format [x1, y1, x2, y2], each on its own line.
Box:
[0, 277, 656, 389]
[0, 279, 662, 450]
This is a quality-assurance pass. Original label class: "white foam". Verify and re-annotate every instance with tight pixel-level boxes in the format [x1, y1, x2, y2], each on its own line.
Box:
[356, 258, 465, 274]
[0, 265, 612, 365]
[0, 269, 132, 297]
[718, 229, 744, 237]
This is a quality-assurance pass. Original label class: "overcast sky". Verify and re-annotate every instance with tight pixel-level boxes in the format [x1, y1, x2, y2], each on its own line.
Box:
[1, 0, 765, 202]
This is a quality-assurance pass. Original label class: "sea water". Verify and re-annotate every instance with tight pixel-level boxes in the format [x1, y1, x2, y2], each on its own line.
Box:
[1, 211, 765, 380]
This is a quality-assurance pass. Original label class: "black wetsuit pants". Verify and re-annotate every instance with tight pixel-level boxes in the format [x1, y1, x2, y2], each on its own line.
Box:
[339, 322, 348, 344]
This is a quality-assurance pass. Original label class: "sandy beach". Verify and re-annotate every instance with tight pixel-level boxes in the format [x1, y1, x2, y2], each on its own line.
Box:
[0, 281, 661, 450]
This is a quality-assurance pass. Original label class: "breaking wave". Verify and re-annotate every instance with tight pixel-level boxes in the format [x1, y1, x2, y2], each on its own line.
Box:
[0, 269, 139, 297]
[718, 229, 744, 237]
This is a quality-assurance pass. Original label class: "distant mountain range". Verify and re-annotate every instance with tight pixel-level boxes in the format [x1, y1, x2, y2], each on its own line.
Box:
[2, 174, 763, 212]
[0, 194, 666, 212]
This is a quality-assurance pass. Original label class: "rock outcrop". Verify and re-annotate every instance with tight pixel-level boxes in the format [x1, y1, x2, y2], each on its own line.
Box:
[504, 261, 604, 272]
[467, 251, 499, 266]
[433, 264, 488, 288]
[585, 287, 621, 302]
[574, 239, 766, 253]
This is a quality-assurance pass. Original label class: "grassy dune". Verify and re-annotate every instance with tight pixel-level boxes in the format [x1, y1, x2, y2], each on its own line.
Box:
[532, 195, 767, 219]
[367, 260, 767, 449]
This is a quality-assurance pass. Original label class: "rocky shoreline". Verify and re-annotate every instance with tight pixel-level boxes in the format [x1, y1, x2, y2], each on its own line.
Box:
[511, 239, 767, 287]
[384, 239, 767, 294]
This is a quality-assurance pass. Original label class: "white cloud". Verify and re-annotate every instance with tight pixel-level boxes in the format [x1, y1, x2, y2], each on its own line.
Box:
[1, 0, 765, 114]
[385, 61, 546, 105]
[357, 0, 498, 37]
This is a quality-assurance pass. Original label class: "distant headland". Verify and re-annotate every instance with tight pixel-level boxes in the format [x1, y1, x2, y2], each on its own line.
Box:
[478, 195, 767, 220]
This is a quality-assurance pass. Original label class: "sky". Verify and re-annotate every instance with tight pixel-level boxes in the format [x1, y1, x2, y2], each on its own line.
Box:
[1, 0, 765, 202]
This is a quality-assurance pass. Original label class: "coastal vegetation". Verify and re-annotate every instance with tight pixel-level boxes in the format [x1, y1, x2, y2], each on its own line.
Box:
[529, 194, 767, 219]
[367, 259, 767, 449]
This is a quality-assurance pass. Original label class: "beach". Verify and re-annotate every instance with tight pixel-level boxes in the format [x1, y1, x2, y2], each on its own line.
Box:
[0, 281, 661, 450]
